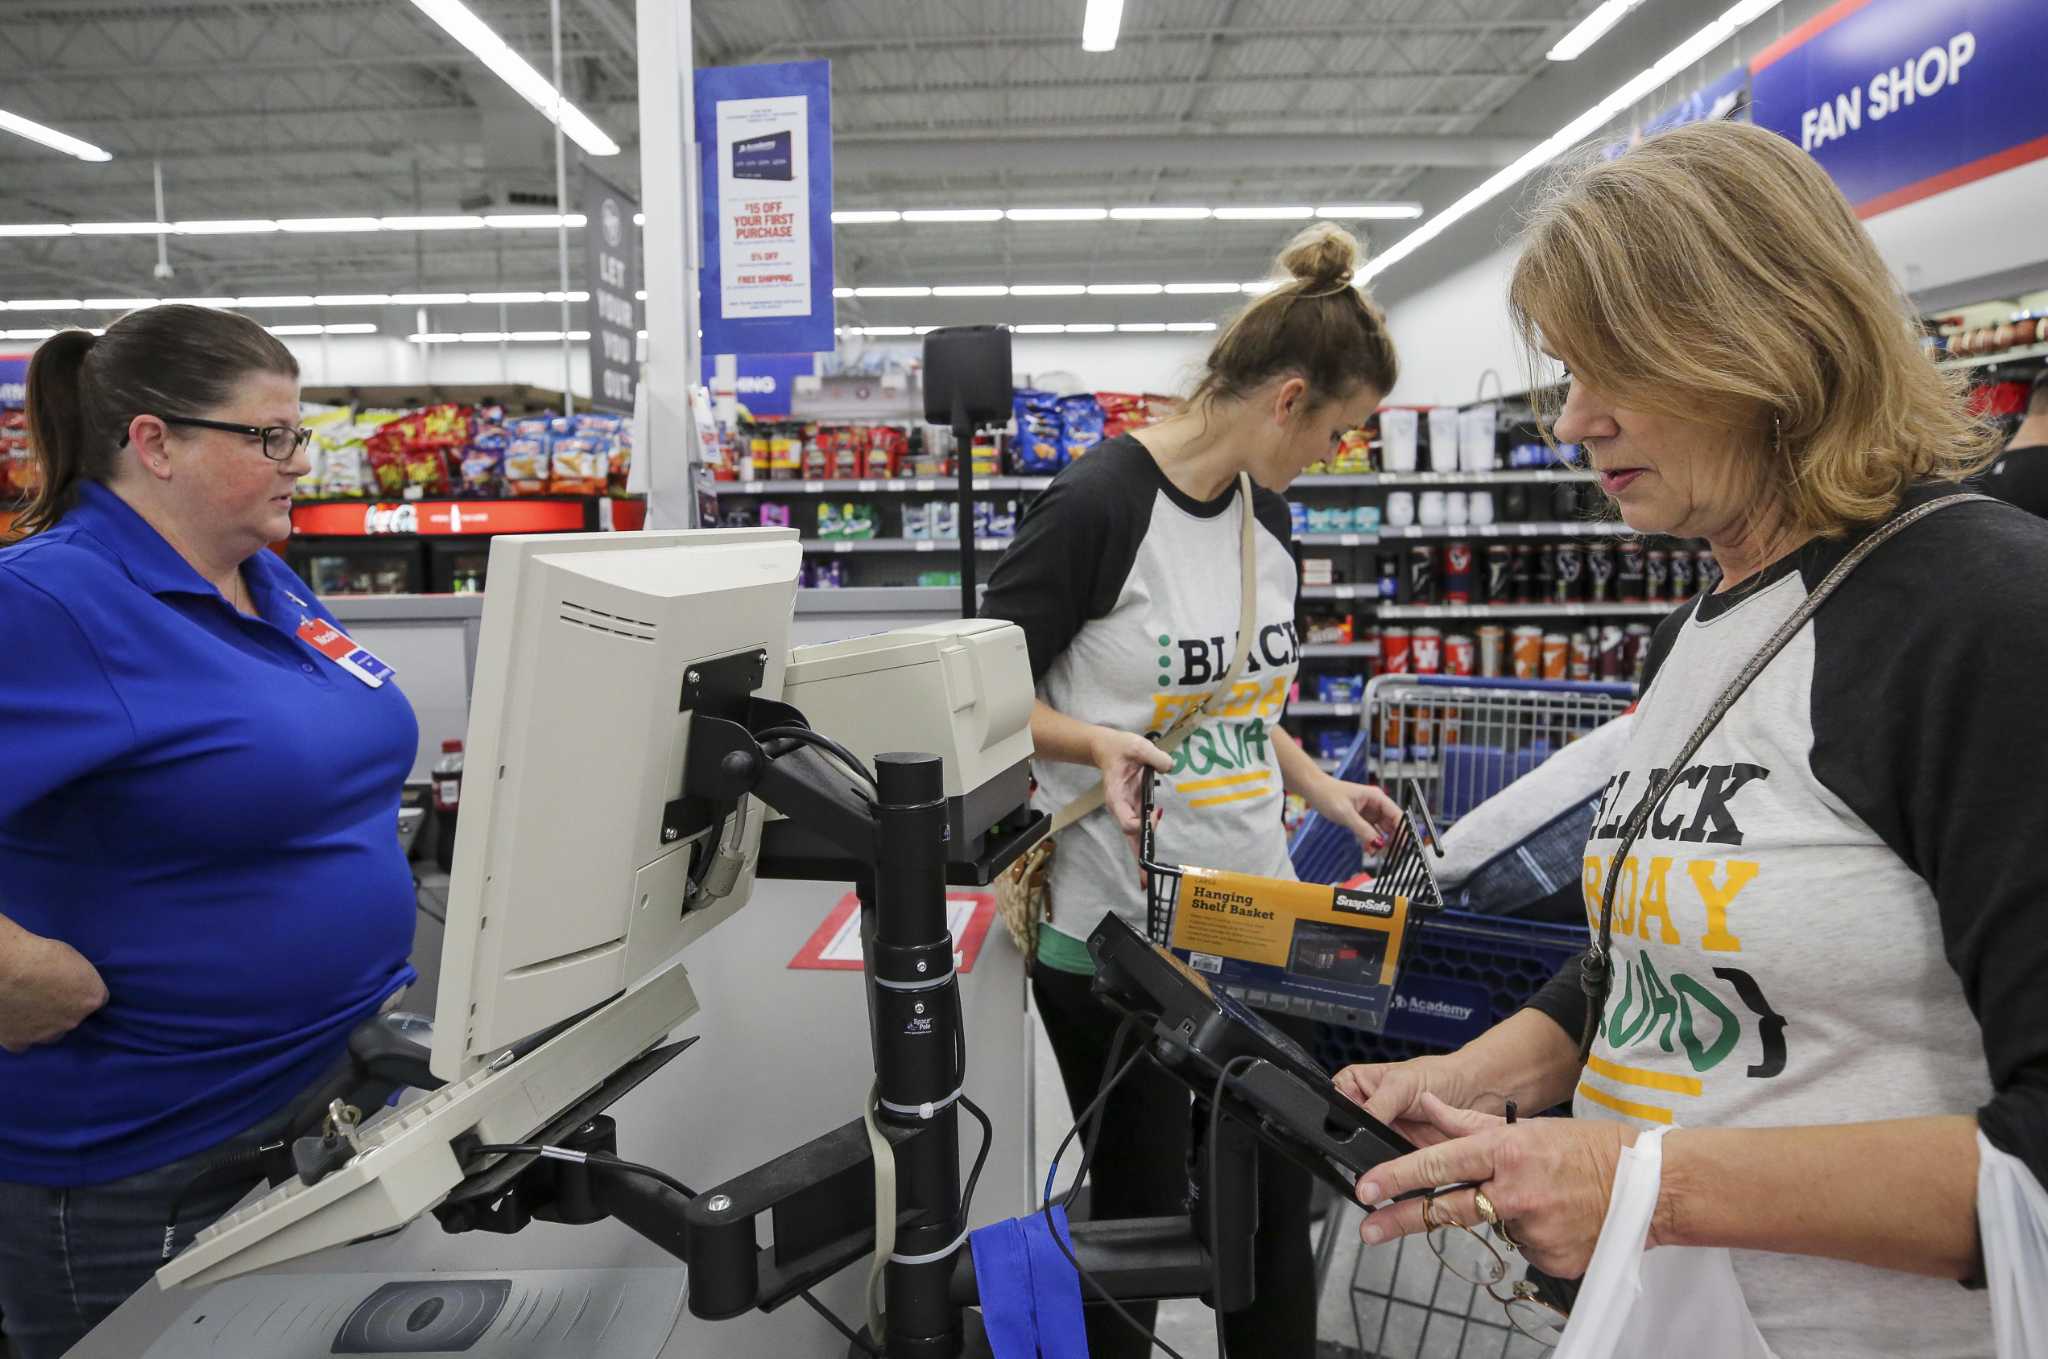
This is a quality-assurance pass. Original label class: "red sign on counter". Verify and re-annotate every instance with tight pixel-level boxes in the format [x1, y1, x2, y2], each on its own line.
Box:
[291, 499, 594, 537]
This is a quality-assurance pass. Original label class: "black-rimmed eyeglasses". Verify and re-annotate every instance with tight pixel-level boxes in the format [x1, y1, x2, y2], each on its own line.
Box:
[122, 416, 312, 463]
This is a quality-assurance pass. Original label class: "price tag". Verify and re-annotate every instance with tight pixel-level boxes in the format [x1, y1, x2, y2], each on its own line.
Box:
[804, 480, 825, 494]
[1341, 534, 1361, 547]
[834, 541, 854, 554]
[1335, 585, 1356, 599]
[916, 541, 937, 552]
[1518, 524, 1540, 536]
[915, 479, 937, 492]
[858, 480, 879, 492]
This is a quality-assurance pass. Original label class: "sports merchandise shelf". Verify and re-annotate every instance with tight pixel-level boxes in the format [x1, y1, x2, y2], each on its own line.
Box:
[1299, 642, 1380, 658]
[1296, 521, 1631, 547]
[1373, 601, 1677, 621]
[1937, 340, 2048, 372]
[798, 537, 1013, 553]
[720, 476, 1055, 494]
[1291, 469, 1595, 487]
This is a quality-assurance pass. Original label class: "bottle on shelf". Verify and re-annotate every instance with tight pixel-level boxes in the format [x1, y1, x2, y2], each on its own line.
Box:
[432, 739, 464, 875]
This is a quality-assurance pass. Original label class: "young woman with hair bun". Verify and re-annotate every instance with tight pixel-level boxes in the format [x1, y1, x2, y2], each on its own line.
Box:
[981, 223, 1404, 1356]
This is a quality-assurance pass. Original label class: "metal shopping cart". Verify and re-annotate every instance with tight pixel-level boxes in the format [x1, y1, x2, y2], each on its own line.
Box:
[1291, 677, 1635, 1359]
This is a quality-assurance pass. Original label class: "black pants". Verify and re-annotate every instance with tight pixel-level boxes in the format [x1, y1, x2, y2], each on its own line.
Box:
[1031, 965, 1318, 1359]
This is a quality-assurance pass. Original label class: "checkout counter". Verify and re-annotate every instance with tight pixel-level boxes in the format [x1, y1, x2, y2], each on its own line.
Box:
[73, 585, 1035, 1359]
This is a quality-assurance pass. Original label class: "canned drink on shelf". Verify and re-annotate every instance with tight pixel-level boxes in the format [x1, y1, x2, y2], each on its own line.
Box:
[1443, 541, 1475, 604]
[1361, 626, 1384, 675]
[1696, 548, 1722, 592]
[1512, 544, 1535, 603]
[1445, 631, 1476, 677]
[1619, 541, 1648, 603]
[1646, 549, 1671, 603]
[1477, 624, 1507, 678]
[1625, 623, 1655, 683]
[1541, 631, 1569, 681]
[1381, 625, 1413, 676]
[1670, 549, 1696, 600]
[1511, 625, 1544, 679]
[1405, 544, 1438, 604]
[1380, 703, 1405, 753]
[1484, 544, 1513, 603]
[1377, 552, 1401, 601]
[1587, 540, 1616, 602]
[1569, 630, 1594, 681]
[1554, 541, 1585, 603]
[1598, 623, 1626, 681]
[1535, 544, 1558, 603]
[1412, 626, 1444, 675]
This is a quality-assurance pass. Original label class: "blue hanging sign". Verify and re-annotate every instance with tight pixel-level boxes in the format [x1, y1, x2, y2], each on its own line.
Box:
[1749, 0, 2048, 217]
[695, 60, 836, 356]
[0, 355, 28, 408]
[699, 353, 817, 419]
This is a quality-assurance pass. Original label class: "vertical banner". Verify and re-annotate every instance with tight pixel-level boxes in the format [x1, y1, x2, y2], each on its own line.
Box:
[0, 355, 27, 408]
[694, 60, 836, 356]
[582, 170, 642, 414]
[1749, 0, 2048, 217]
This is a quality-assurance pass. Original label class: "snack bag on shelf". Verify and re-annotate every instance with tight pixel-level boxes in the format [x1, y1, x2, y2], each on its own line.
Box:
[988, 499, 1019, 540]
[1097, 391, 1144, 440]
[461, 430, 508, 497]
[759, 501, 792, 529]
[843, 501, 880, 540]
[930, 501, 958, 542]
[550, 435, 608, 496]
[504, 434, 551, 495]
[817, 502, 843, 539]
[363, 423, 410, 497]
[1058, 393, 1105, 463]
[1011, 389, 1062, 472]
[606, 424, 633, 493]
[1332, 428, 1374, 473]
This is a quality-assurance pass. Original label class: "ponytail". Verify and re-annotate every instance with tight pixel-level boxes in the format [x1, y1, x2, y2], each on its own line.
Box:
[1192, 222, 1400, 412]
[18, 329, 104, 536]
[10, 305, 298, 538]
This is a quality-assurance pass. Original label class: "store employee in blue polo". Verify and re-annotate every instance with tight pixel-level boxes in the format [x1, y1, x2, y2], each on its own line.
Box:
[0, 306, 418, 1359]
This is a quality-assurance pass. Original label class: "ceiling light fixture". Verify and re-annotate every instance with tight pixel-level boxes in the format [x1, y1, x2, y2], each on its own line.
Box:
[1081, 0, 1125, 52]
[1005, 207, 1110, 222]
[277, 217, 385, 233]
[1108, 206, 1212, 221]
[1086, 283, 1164, 295]
[1065, 323, 1117, 333]
[0, 106, 113, 162]
[406, 0, 621, 155]
[1365, 0, 1786, 282]
[1213, 206, 1314, 221]
[932, 285, 1010, 297]
[831, 209, 903, 224]
[378, 215, 487, 231]
[1008, 284, 1088, 297]
[175, 220, 281, 235]
[855, 286, 934, 298]
[1314, 203, 1425, 220]
[1548, 0, 1649, 61]
[1163, 282, 1242, 295]
[900, 209, 1005, 223]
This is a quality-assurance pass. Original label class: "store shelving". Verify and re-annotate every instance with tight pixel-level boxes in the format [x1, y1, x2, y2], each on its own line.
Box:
[721, 476, 1054, 494]
[1290, 469, 1595, 488]
[1936, 341, 2048, 372]
[1290, 701, 1361, 718]
[1374, 601, 1676, 621]
[1297, 521, 1631, 546]
[798, 537, 1013, 553]
[1299, 642, 1380, 658]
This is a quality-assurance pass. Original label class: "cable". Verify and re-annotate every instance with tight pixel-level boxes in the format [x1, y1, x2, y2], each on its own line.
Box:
[959, 1093, 994, 1224]
[1038, 1036, 1191, 1359]
[1061, 1013, 1142, 1214]
[467, 1143, 879, 1355]
[754, 724, 879, 796]
[1207, 1056, 1260, 1359]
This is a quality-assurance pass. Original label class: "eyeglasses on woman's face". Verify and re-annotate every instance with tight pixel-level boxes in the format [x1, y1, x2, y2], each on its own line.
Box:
[124, 415, 312, 463]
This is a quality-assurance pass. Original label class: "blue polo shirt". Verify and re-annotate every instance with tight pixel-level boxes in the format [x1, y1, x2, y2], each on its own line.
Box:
[0, 482, 418, 1186]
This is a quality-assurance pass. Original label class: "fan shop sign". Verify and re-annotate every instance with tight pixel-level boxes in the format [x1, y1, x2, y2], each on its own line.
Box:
[1750, 0, 2048, 217]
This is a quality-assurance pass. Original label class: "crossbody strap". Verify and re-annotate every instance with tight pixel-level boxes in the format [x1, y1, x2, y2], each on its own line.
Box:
[1576, 493, 1995, 1061]
[1050, 471, 1260, 834]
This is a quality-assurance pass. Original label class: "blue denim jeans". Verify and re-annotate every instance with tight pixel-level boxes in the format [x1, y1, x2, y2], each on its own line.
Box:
[0, 1100, 298, 1359]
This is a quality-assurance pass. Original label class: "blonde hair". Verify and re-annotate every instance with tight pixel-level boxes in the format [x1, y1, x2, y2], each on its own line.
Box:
[1193, 222, 1399, 409]
[1509, 120, 1997, 537]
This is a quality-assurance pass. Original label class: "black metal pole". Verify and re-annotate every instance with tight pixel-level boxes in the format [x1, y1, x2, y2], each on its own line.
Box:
[868, 752, 965, 1359]
[952, 392, 977, 620]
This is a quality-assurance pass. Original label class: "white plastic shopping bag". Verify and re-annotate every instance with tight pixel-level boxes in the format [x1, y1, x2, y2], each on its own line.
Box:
[1553, 1126, 1777, 1359]
[1979, 1130, 2048, 1358]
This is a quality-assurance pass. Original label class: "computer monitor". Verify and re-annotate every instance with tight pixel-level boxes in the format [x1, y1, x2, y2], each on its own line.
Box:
[159, 527, 803, 1289]
[432, 526, 802, 1081]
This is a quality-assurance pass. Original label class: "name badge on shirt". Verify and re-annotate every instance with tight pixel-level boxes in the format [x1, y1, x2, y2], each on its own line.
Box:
[296, 618, 396, 688]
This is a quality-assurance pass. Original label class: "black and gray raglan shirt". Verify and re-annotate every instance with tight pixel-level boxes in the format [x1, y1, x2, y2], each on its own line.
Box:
[1526, 484, 2048, 1357]
[979, 436, 1301, 972]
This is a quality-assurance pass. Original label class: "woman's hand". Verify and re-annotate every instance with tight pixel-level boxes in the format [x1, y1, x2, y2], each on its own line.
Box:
[1306, 776, 1403, 853]
[1334, 1053, 1497, 1148]
[1090, 727, 1174, 839]
[1353, 1092, 1635, 1279]
[0, 931, 109, 1054]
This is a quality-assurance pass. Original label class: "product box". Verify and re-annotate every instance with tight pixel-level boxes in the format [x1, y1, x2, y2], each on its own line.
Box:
[1160, 867, 1421, 1031]
[1316, 674, 1366, 703]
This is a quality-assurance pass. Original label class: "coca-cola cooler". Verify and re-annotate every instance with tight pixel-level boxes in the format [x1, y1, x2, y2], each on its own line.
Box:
[285, 498, 601, 596]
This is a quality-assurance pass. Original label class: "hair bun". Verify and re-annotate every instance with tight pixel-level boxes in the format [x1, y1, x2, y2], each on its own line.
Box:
[1277, 222, 1364, 292]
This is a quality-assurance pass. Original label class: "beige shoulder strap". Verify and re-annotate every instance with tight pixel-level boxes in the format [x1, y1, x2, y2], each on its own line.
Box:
[1050, 471, 1260, 833]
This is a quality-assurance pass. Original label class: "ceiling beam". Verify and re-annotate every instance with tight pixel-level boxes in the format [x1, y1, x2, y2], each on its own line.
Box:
[838, 133, 1530, 177]
[742, 19, 1574, 59]
[1, 50, 606, 83]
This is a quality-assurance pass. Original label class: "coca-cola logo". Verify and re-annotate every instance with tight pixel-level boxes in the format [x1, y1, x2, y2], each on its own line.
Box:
[363, 503, 418, 534]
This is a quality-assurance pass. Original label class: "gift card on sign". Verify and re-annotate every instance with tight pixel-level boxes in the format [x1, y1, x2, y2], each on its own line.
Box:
[296, 618, 396, 688]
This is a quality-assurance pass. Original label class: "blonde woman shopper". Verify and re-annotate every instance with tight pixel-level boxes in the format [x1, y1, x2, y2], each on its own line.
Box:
[1338, 120, 2046, 1357]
